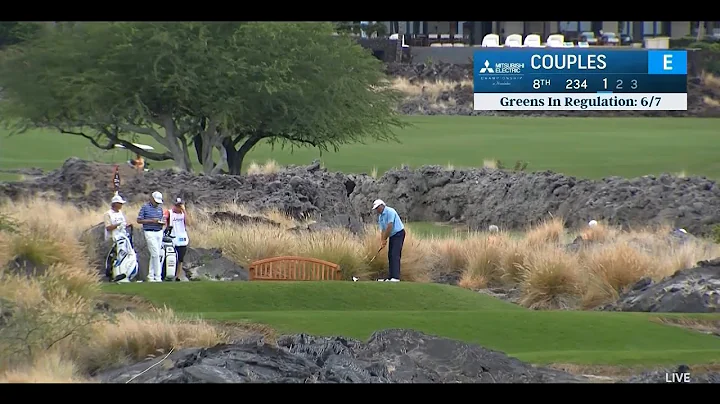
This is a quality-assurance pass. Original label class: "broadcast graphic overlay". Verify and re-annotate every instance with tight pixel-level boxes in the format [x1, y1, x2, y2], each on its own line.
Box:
[473, 49, 687, 111]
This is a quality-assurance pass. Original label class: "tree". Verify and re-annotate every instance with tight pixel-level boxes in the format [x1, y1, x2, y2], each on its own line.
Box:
[0, 22, 406, 174]
[0, 22, 45, 48]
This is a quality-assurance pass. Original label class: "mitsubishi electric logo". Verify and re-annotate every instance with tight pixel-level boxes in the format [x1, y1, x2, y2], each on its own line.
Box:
[479, 60, 494, 73]
[477, 60, 525, 75]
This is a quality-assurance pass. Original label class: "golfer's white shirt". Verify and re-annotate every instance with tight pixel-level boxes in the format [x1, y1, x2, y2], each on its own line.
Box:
[168, 211, 189, 247]
[104, 209, 128, 241]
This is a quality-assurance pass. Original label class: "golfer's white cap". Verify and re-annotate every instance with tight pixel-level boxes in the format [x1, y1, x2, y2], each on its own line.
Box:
[588, 220, 598, 227]
[111, 194, 126, 204]
[371, 199, 385, 211]
[678, 228, 687, 234]
[152, 191, 163, 204]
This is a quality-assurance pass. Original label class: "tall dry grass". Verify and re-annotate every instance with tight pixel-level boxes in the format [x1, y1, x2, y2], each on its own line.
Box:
[518, 247, 582, 310]
[526, 217, 566, 247]
[76, 308, 227, 373]
[457, 235, 507, 289]
[246, 159, 281, 175]
[0, 197, 229, 383]
[390, 77, 473, 99]
[0, 352, 92, 383]
[4, 197, 718, 307]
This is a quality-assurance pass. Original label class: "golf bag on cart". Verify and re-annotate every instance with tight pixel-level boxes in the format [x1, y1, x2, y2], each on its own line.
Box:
[160, 225, 178, 281]
[105, 226, 139, 283]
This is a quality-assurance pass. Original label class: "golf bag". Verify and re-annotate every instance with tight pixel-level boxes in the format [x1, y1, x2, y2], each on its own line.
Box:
[105, 228, 139, 282]
[160, 225, 178, 281]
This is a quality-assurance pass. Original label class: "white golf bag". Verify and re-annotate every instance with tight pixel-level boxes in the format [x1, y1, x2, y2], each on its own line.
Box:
[105, 229, 139, 282]
[160, 225, 178, 281]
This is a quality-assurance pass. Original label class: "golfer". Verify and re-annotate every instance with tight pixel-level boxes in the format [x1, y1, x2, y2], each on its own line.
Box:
[104, 193, 131, 241]
[372, 199, 405, 282]
[167, 197, 192, 281]
[137, 191, 165, 282]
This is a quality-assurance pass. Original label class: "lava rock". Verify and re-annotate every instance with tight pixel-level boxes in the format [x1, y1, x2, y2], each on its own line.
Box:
[349, 166, 720, 236]
[600, 258, 720, 313]
[624, 365, 720, 383]
[3, 159, 720, 237]
[0, 158, 363, 232]
[98, 329, 587, 383]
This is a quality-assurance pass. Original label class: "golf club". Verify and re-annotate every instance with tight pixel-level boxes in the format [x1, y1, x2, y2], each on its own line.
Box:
[368, 246, 384, 263]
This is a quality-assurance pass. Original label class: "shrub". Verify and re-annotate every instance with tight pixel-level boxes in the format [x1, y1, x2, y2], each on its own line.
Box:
[197, 223, 297, 268]
[5, 222, 90, 271]
[0, 213, 18, 234]
[580, 221, 618, 243]
[0, 352, 90, 383]
[498, 238, 529, 284]
[246, 159, 281, 175]
[580, 242, 654, 308]
[0, 295, 104, 371]
[429, 238, 470, 275]
[76, 308, 227, 374]
[525, 217, 565, 247]
[518, 247, 582, 310]
[297, 228, 370, 281]
[458, 237, 505, 290]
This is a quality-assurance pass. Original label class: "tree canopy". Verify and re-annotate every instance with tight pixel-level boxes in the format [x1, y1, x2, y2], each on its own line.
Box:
[0, 22, 406, 174]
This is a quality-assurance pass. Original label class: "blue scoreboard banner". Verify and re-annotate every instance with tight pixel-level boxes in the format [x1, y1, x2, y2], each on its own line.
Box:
[473, 49, 688, 111]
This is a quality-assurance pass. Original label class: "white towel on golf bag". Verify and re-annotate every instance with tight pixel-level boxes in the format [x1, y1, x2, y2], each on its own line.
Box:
[112, 233, 138, 281]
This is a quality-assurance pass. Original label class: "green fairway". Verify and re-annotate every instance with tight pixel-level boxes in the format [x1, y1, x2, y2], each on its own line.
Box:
[2, 116, 720, 181]
[105, 281, 720, 366]
[405, 221, 466, 238]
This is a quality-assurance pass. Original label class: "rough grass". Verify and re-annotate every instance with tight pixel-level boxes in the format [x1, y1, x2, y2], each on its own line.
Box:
[2, 197, 720, 378]
[76, 308, 227, 374]
[0, 201, 229, 382]
[246, 159, 281, 175]
[3, 199, 719, 313]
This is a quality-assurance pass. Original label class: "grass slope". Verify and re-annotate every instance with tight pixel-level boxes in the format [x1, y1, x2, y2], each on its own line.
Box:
[2, 116, 720, 180]
[106, 282, 720, 366]
[109, 281, 521, 312]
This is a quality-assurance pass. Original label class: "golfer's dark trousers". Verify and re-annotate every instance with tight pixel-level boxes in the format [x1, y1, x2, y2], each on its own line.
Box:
[387, 229, 406, 279]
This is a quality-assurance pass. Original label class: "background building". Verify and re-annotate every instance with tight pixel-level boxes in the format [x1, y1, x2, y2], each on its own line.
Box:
[377, 21, 720, 45]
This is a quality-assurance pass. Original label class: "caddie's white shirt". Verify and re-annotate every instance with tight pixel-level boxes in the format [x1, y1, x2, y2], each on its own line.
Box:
[168, 210, 189, 246]
[105, 209, 128, 241]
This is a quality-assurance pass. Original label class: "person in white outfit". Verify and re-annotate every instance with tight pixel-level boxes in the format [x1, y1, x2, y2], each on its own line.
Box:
[136, 191, 166, 282]
[104, 193, 130, 242]
[167, 197, 192, 281]
[104, 193, 137, 283]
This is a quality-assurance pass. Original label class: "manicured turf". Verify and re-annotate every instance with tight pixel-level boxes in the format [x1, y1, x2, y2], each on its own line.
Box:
[105, 281, 720, 366]
[109, 281, 521, 312]
[2, 116, 720, 181]
[405, 221, 466, 238]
